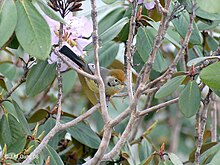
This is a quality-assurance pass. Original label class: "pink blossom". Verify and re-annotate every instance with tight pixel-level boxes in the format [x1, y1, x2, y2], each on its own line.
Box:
[46, 14, 93, 71]
[138, 0, 156, 10]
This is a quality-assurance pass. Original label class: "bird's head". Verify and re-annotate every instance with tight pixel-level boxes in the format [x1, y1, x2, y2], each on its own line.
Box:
[105, 69, 125, 96]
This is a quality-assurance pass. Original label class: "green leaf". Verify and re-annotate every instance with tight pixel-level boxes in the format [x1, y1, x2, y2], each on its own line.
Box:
[62, 70, 77, 94]
[138, 138, 152, 162]
[168, 153, 183, 165]
[171, 4, 203, 45]
[114, 22, 129, 42]
[102, 0, 117, 4]
[200, 62, 220, 90]
[98, 7, 126, 34]
[37, 117, 65, 149]
[200, 143, 220, 164]
[43, 145, 64, 165]
[155, 75, 186, 99]
[0, 113, 25, 153]
[197, 20, 220, 31]
[196, 0, 220, 14]
[15, 0, 51, 60]
[28, 109, 50, 123]
[61, 117, 101, 149]
[34, 0, 66, 24]
[85, 17, 128, 50]
[207, 150, 220, 165]
[13, 101, 31, 135]
[178, 81, 201, 117]
[100, 17, 128, 45]
[206, 35, 219, 51]
[0, 0, 17, 48]
[0, 62, 17, 81]
[189, 142, 218, 162]
[179, 0, 220, 21]
[147, 20, 181, 48]
[136, 27, 169, 73]
[86, 41, 119, 67]
[187, 56, 220, 67]
[26, 60, 56, 96]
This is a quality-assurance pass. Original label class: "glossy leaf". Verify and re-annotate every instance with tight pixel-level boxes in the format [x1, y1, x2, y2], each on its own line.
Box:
[13, 101, 31, 135]
[189, 142, 218, 162]
[200, 62, 220, 90]
[43, 145, 64, 165]
[38, 118, 65, 149]
[147, 20, 181, 48]
[187, 56, 220, 67]
[102, 0, 117, 4]
[114, 22, 129, 42]
[99, 17, 128, 45]
[86, 41, 119, 67]
[196, 0, 220, 14]
[207, 150, 220, 165]
[15, 0, 51, 60]
[62, 70, 77, 94]
[61, 117, 101, 149]
[98, 7, 126, 34]
[0, 63, 17, 81]
[155, 75, 186, 99]
[136, 27, 169, 73]
[169, 153, 183, 165]
[200, 143, 220, 164]
[28, 109, 50, 123]
[0, 113, 25, 153]
[178, 81, 201, 117]
[0, 0, 17, 48]
[26, 60, 56, 96]
[172, 4, 203, 45]
[138, 138, 153, 163]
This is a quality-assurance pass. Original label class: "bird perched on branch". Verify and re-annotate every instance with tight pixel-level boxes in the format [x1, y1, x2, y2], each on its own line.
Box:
[59, 45, 125, 100]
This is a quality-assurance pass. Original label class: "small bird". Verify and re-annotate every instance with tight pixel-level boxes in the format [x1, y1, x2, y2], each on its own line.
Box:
[59, 45, 125, 98]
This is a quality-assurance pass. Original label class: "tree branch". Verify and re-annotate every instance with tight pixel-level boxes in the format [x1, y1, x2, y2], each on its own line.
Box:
[195, 91, 211, 165]
[23, 103, 100, 164]
[124, 0, 138, 101]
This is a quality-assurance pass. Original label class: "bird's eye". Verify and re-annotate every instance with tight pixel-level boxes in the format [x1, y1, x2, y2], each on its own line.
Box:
[114, 79, 118, 82]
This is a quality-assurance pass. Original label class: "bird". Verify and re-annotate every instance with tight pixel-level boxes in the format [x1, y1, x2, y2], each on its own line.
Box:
[59, 45, 125, 98]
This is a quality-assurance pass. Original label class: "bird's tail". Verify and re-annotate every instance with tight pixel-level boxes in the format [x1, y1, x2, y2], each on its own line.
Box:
[59, 45, 93, 74]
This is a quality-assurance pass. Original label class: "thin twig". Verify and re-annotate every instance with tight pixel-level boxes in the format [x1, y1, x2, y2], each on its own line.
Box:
[211, 93, 217, 142]
[124, 0, 137, 101]
[141, 0, 196, 93]
[54, 48, 97, 80]
[56, 22, 64, 123]
[4, 63, 28, 99]
[23, 103, 100, 164]
[195, 91, 211, 165]
[139, 97, 179, 117]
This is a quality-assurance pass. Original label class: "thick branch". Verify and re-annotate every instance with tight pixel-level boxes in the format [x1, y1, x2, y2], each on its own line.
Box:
[102, 111, 138, 161]
[90, 0, 110, 124]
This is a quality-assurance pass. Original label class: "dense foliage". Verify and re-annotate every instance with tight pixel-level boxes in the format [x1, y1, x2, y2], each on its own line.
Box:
[0, 0, 220, 164]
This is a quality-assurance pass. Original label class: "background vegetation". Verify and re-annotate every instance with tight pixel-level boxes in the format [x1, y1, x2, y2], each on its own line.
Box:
[0, 0, 220, 164]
